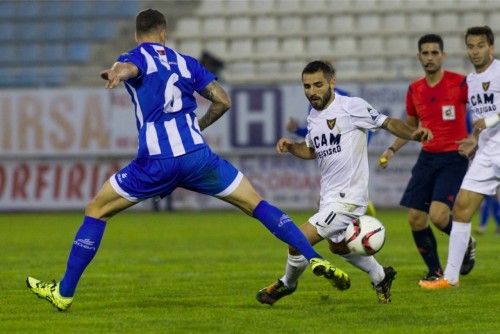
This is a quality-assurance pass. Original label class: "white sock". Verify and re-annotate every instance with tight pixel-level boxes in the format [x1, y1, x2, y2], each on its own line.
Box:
[280, 253, 308, 288]
[444, 221, 471, 284]
[342, 253, 385, 285]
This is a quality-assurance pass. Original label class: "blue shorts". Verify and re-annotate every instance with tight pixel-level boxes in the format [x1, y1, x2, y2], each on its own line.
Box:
[110, 147, 242, 202]
[400, 150, 468, 212]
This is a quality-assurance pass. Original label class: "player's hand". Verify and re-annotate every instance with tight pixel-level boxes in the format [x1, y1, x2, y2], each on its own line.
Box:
[276, 138, 293, 153]
[473, 118, 487, 133]
[286, 118, 299, 133]
[378, 149, 394, 168]
[412, 127, 433, 142]
[100, 69, 121, 89]
[457, 136, 478, 159]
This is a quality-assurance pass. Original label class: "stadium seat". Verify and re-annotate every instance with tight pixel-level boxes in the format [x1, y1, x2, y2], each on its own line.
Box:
[408, 14, 433, 32]
[307, 37, 331, 54]
[197, 0, 225, 15]
[15, 1, 40, 19]
[487, 12, 500, 30]
[276, 0, 301, 13]
[202, 18, 226, 36]
[44, 66, 66, 86]
[256, 61, 281, 74]
[0, 45, 15, 63]
[304, 16, 329, 33]
[359, 37, 383, 55]
[175, 18, 201, 37]
[178, 41, 203, 58]
[284, 60, 305, 76]
[382, 14, 407, 32]
[228, 17, 252, 35]
[228, 61, 255, 77]
[337, 59, 360, 78]
[332, 37, 357, 57]
[68, 43, 91, 63]
[444, 35, 462, 54]
[281, 38, 304, 55]
[386, 36, 411, 54]
[249, 0, 275, 13]
[40, 1, 66, 18]
[204, 39, 227, 57]
[435, 13, 460, 32]
[229, 39, 253, 57]
[45, 22, 66, 41]
[0, 23, 15, 42]
[0, 2, 15, 19]
[255, 38, 280, 55]
[303, 0, 328, 11]
[225, 0, 250, 13]
[68, 21, 91, 40]
[92, 21, 117, 40]
[279, 17, 303, 34]
[461, 13, 485, 27]
[360, 59, 387, 78]
[357, 14, 381, 33]
[254, 17, 278, 34]
[42, 44, 65, 63]
[18, 45, 38, 64]
[20, 22, 46, 42]
[68, 1, 94, 18]
[331, 15, 355, 34]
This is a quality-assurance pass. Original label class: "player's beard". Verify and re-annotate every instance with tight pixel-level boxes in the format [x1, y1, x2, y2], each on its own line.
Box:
[310, 89, 332, 110]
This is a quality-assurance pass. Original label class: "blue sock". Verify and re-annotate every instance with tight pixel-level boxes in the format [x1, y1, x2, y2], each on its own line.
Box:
[493, 198, 500, 226]
[480, 197, 491, 227]
[59, 216, 106, 297]
[252, 200, 321, 261]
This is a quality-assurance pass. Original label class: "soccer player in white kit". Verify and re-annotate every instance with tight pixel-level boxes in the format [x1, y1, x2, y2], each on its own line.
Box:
[256, 61, 433, 304]
[420, 26, 500, 289]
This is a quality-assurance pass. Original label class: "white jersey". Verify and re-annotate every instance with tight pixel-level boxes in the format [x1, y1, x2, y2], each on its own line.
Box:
[305, 94, 387, 209]
[461, 59, 500, 195]
[466, 59, 500, 156]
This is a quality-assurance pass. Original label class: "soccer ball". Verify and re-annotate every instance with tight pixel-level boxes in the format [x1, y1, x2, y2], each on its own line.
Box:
[345, 215, 386, 256]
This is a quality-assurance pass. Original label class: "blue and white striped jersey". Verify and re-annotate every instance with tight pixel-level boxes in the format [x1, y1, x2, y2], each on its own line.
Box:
[118, 43, 216, 158]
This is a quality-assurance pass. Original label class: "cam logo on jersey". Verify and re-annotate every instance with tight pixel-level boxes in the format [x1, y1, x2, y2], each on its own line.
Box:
[326, 119, 336, 130]
[482, 81, 490, 91]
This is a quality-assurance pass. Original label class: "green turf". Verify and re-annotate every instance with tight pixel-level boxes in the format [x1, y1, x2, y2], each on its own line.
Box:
[0, 210, 499, 334]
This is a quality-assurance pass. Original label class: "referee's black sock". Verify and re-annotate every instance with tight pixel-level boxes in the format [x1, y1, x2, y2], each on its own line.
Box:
[412, 227, 442, 275]
[438, 216, 453, 235]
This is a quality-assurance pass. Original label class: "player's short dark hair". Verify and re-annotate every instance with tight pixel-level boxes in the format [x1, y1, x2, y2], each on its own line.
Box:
[302, 60, 335, 79]
[465, 26, 494, 46]
[418, 34, 444, 51]
[136, 9, 167, 35]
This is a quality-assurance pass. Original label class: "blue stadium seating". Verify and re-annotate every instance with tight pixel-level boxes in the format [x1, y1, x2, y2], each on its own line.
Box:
[0, 0, 138, 87]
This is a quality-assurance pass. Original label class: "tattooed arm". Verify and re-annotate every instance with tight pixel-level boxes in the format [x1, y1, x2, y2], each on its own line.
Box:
[198, 81, 231, 131]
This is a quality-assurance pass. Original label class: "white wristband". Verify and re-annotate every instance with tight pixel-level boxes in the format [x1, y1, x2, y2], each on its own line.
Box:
[484, 114, 500, 128]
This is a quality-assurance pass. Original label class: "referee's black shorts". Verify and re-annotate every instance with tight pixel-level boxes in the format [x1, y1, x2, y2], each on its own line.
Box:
[400, 150, 469, 212]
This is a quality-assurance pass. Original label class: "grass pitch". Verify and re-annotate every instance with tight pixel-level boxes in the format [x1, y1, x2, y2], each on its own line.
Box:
[0, 210, 499, 334]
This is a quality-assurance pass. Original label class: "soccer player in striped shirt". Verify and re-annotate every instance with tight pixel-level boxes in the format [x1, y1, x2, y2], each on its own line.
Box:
[26, 9, 347, 311]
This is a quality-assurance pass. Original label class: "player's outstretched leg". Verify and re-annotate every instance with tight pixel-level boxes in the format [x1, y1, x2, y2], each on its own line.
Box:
[26, 277, 73, 311]
[372, 266, 397, 304]
[256, 280, 297, 305]
[310, 258, 351, 291]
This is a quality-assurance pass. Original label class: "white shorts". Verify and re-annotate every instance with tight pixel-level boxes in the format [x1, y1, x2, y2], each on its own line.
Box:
[308, 202, 366, 243]
[461, 150, 500, 196]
